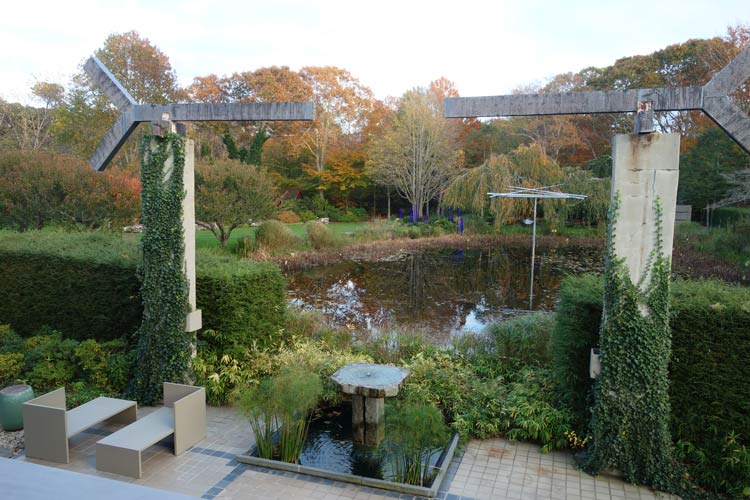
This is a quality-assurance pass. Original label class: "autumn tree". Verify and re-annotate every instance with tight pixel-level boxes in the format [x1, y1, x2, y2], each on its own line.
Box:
[300, 66, 374, 199]
[54, 31, 180, 165]
[195, 159, 279, 247]
[443, 144, 563, 226]
[368, 88, 460, 219]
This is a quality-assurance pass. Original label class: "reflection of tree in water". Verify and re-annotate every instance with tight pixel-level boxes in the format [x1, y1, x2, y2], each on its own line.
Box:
[287, 247, 603, 342]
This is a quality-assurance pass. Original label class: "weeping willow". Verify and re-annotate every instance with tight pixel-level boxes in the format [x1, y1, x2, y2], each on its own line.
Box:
[443, 144, 563, 226]
[558, 168, 611, 226]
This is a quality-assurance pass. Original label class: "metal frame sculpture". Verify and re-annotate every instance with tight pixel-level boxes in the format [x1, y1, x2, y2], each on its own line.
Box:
[488, 186, 586, 308]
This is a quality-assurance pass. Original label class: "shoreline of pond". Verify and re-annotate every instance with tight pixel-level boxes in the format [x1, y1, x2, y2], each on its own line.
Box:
[257, 233, 605, 271]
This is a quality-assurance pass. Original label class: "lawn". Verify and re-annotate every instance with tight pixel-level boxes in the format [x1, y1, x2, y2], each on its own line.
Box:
[195, 222, 379, 252]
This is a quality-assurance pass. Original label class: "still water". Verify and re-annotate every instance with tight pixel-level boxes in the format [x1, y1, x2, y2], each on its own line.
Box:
[287, 246, 603, 344]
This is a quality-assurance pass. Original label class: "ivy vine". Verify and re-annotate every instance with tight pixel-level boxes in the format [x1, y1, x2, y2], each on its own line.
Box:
[582, 192, 680, 491]
[126, 132, 191, 405]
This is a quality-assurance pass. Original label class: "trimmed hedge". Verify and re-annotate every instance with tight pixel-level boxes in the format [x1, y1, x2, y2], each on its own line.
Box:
[552, 275, 750, 439]
[552, 275, 750, 495]
[711, 206, 750, 227]
[0, 231, 286, 348]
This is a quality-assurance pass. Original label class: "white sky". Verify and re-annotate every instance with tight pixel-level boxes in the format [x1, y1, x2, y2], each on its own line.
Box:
[1, 0, 747, 105]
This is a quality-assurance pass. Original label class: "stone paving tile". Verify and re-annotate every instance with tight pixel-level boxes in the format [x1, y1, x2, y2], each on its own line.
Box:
[18, 405, 682, 500]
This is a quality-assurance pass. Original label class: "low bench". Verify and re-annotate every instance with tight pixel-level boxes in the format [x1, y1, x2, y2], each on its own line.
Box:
[96, 383, 206, 479]
[23, 387, 137, 464]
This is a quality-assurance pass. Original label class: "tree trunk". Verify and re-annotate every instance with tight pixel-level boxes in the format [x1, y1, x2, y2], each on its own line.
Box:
[387, 186, 391, 219]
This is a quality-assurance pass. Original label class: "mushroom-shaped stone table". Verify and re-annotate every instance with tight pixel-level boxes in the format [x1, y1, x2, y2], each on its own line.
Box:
[330, 363, 409, 446]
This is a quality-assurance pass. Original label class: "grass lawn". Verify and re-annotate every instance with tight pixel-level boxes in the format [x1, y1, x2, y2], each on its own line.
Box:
[195, 222, 378, 252]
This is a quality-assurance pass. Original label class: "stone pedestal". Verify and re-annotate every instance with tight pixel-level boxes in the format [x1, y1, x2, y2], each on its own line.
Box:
[331, 363, 409, 448]
[611, 133, 680, 286]
[182, 140, 202, 333]
[352, 395, 385, 446]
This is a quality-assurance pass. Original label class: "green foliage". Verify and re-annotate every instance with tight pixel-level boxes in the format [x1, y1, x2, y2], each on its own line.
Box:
[193, 340, 254, 406]
[305, 220, 338, 249]
[552, 275, 750, 498]
[24, 331, 79, 391]
[582, 195, 677, 489]
[678, 128, 749, 210]
[711, 206, 750, 227]
[197, 254, 286, 356]
[485, 312, 553, 371]
[195, 159, 279, 246]
[248, 338, 372, 404]
[0, 231, 142, 340]
[400, 351, 473, 423]
[453, 368, 573, 452]
[0, 150, 140, 231]
[254, 220, 301, 253]
[0, 323, 135, 405]
[0, 231, 287, 350]
[549, 274, 604, 431]
[0, 353, 24, 386]
[385, 402, 449, 486]
[238, 368, 323, 463]
[128, 133, 191, 405]
[676, 432, 750, 499]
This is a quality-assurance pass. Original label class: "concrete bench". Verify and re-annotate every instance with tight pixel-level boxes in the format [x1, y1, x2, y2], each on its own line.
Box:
[23, 387, 137, 464]
[96, 383, 206, 478]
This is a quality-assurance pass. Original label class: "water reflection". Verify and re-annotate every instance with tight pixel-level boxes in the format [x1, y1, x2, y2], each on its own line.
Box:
[287, 247, 603, 344]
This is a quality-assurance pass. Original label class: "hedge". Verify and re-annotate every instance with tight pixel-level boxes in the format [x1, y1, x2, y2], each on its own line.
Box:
[0, 231, 286, 348]
[551, 275, 750, 496]
[553, 275, 750, 437]
[710, 206, 750, 227]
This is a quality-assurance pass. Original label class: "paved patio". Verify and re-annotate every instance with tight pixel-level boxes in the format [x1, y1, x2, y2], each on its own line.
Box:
[13, 405, 677, 500]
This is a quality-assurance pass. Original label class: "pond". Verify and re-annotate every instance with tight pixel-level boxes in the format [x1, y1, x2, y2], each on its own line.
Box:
[287, 246, 603, 344]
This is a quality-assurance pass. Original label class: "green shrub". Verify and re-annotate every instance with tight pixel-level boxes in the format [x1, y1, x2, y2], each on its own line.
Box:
[385, 402, 449, 486]
[485, 312, 554, 371]
[551, 275, 750, 497]
[0, 324, 24, 354]
[305, 221, 338, 250]
[197, 253, 286, 355]
[24, 330, 79, 391]
[0, 353, 24, 385]
[248, 338, 372, 404]
[400, 351, 474, 422]
[0, 232, 287, 352]
[238, 368, 323, 463]
[255, 220, 301, 252]
[0, 231, 142, 341]
[549, 274, 604, 431]
[711, 206, 750, 227]
[454, 368, 572, 452]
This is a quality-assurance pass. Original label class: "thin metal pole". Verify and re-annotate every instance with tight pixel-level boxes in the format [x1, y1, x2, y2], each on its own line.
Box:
[530, 197, 537, 310]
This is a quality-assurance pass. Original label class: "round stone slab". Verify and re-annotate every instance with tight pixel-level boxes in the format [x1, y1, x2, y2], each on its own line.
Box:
[331, 363, 410, 398]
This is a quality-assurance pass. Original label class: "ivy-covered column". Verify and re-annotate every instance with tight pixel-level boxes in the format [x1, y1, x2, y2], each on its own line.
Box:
[128, 128, 193, 404]
[583, 133, 681, 490]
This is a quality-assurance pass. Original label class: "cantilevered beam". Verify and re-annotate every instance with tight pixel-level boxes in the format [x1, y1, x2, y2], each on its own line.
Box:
[84, 57, 315, 171]
[445, 48, 750, 154]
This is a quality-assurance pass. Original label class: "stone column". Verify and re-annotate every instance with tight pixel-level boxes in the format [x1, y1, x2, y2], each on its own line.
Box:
[183, 139, 202, 334]
[352, 395, 385, 447]
[610, 133, 680, 285]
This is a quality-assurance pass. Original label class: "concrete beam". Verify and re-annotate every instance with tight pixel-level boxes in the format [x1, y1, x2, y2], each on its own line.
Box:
[133, 102, 315, 122]
[87, 112, 137, 171]
[444, 87, 703, 118]
[83, 56, 137, 112]
[703, 47, 750, 98]
[702, 96, 750, 154]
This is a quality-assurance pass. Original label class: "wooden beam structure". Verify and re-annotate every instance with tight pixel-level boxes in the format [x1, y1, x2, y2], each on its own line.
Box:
[84, 56, 315, 171]
[445, 48, 750, 153]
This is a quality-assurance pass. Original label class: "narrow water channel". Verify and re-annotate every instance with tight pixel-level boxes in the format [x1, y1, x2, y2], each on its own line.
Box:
[286, 246, 603, 344]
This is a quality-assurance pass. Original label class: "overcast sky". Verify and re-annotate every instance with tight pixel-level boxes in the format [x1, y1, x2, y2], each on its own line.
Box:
[1, 0, 747, 105]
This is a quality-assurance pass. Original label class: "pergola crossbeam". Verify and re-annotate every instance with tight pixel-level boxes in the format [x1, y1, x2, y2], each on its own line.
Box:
[444, 48, 750, 153]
